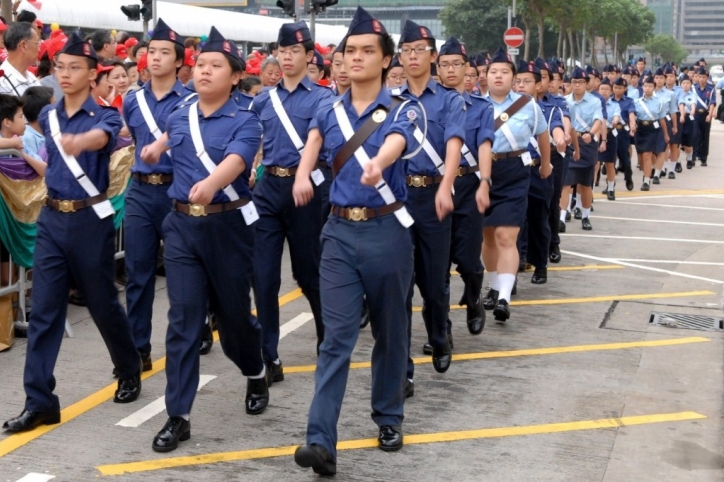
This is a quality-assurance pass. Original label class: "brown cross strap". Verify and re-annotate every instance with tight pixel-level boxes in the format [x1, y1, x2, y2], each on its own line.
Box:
[332, 98, 404, 177]
[494, 95, 532, 131]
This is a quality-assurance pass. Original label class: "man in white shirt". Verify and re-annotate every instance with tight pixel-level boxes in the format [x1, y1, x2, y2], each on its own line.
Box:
[0, 22, 41, 96]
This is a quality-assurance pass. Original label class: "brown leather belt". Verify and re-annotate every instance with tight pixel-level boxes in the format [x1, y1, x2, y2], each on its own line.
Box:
[696, 108, 707, 113]
[132, 172, 173, 185]
[317, 161, 329, 169]
[330, 201, 403, 222]
[637, 120, 652, 126]
[533, 158, 541, 166]
[45, 193, 108, 213]
[457, 165, 480, 176]
[575, 131, 591, 138]
[491, 149, 527, 161]
[265, 165, 297, 177]
[615, 124, 625, 130]
[173, 198, 249, 217]
[406, 174, 443, 187]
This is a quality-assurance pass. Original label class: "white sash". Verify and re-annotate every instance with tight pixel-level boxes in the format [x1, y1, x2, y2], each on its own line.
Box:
[460, 144, 481, 179]
[188, 102, 258, 225]
[412, 127, 446, 175]
[47, 109, 115, 219]
[574, 111, 592, 132]
[135, 90, 162, 140]
[693, 88, 708, 109]
[529, 101, 540, 154]
[332, 101, 414, 228]
[636, 97, 657, 121]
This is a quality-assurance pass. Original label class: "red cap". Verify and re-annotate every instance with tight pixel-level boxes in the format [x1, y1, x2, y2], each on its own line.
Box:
[137, 53, 148, 71]
[183, 48, 195, 68]
[116, 44, 128, 60]
[97, 64, 114, 74]
[125, 37, 139, 49]
[34, 19, 43, 28]
[39, 36, 66, 61]
[0, 20, 7, 32]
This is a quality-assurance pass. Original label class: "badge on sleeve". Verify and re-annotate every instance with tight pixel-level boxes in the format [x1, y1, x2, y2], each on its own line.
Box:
[406, 109, 417, 121]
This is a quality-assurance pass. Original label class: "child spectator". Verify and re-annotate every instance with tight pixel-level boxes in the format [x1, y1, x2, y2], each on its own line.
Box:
[21, 86, 54, 163]
[0, 93, 45, 176]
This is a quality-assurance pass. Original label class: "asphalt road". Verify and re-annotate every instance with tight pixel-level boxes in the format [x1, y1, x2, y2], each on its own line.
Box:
[1, 122, 723, 482]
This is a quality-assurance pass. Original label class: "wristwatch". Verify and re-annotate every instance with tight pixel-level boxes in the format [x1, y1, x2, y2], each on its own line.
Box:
[480, 177, 492, 188]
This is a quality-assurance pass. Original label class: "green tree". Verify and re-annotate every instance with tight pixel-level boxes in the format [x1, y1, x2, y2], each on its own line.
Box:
[440, 0, 509, 54]
[645, 34, 688, 64]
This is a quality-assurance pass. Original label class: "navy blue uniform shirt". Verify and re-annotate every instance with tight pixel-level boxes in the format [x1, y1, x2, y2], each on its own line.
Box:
[123, 80, 193, 175]
[165, 97, 262, 204]
[613, 95, 635, 125]
[40, 96, 123, 200]
[462, 91, 494, 166]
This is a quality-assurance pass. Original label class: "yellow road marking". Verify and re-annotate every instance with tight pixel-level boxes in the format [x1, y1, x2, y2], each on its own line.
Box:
[283, 336, 709, 374]
[96, 411, 706, 475]
[0, 289, 304, 460]
[594, 189, 724, 199]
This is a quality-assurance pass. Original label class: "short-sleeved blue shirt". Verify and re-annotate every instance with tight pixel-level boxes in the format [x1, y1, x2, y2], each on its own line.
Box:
[462, 91, 494, 166]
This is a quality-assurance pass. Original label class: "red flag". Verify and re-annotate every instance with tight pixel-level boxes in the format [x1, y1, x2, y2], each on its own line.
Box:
[27, 1, 43, 9]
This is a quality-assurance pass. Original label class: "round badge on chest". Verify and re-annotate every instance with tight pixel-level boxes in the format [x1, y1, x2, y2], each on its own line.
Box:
[372, 109, 387, 123]
[500, 112, 509, 122]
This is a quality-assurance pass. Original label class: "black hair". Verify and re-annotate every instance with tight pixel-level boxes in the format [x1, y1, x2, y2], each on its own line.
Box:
[90, 29, 113, 53]
[257, 49, 269, 56]
[0, 94, 23, 126]
[16, 11, 36, 23]
[126, 61, 138, 69]
[322, 64, 330, 80]
[240, 76, 261, 93]
[340, 33, 396, 83]
[269, 42, 278, 51]
[21, 86, 54, 123]
[116, 31, 130, 44]
[4, 22, 35, 51]
[132, 41, 148, 59]
[302, 40, 315, 54]
[37, 58, 52, 78]
[86, 57, 99, 70]
[102, 60, 128, 72]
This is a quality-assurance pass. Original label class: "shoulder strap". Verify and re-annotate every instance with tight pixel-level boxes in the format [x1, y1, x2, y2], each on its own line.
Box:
[269, 87, 305, 153]
[135, 90, 162, 140]
[331, 97, 402, 177]
[636, 97, 655, 119]
[494, 95, 530, 131]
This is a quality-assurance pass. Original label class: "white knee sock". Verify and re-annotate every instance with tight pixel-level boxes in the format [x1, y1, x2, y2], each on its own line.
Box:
[686, 152, 692, 161]
[654, 168, 661, 178]
[581, 207, 591, 219]
[559, 209, 567, 222]
[488, 271, 499, 290]
[643, 176, 651, 184]
[575, 193, 582, 209]
[498, 273, 516, 302]
[567, 193, 573, 211]
[607, 181, 615, 192]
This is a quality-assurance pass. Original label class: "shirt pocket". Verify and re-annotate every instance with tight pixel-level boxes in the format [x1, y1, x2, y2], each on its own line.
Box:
[206, 134, 232, 160]
[167, 133, 185, 159]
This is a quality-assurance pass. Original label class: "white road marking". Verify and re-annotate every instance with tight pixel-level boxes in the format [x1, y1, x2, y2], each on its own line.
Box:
[612, 259, 724, 266]
[592, 215, 724, 227]
[604, 200, 724, 211]
[561, 250, 724, 285]
[14, 474, 55, 482]
[602, 194, 720, 201]
[560, 233, 724, 244]
[279, 312, 314, 340]
[116, 375, 216, 428]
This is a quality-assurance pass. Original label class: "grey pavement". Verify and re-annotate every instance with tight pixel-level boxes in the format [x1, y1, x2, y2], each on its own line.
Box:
[1, 123, 724, 482]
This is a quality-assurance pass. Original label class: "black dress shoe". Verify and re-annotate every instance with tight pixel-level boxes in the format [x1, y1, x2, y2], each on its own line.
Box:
[482, 289, 498, 310]
[574, 207, 582, 220]
[675, 162, 682, 173]
[3, 409, 60, 433]
[114, 371, 142, 403]
[518, 260, 527, 272]
[558, 220, 566, 233]
[511, 278, 518, 296]
[200, 321, 213, 355]
[668, 171, 675, 179]
[601, 187, 608, 195]
[295, 444, 337, 475]
[152, 416, 190, 453]
[549, 245, 561, 264]
[641, 182, 650, 191]
[626, 178, 634, 191]
[404, 379, 414, 399]
[701, 160, 707, 166]
[652, 176, 660, 185]
[686, 160, 694, 169]
[432, 343, 452, 374]
[607, 191, 615, 201]
[466, 297, 485, 335]
[423, 332, 453, 355]
[265, 360, 284, 387]
[245, 377, 269, 415]
[142, 353, 152, 372]
[590, 204, 594, 212]
[378, 425, 403, 452]
[565, 210, 571, 221]
[493, 299, 510, 323]
[582, 217, 592, 231]
[531, 267, 547, 284]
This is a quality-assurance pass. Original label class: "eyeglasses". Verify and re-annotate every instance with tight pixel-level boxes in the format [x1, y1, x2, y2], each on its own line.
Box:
[464, 74, 477, 79]
[54, 65, 87, 73]
[399, 46, 434, 56]
[439, 61, 465, 69]
[514, 79, 536, 85]
[571, 80, 587, 85]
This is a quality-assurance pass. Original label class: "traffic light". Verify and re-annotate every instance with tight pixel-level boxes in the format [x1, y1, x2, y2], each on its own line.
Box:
[277, 0, 295, 17]
[121, 4, 141, 21]
[308, 0, 338, 14]
[141, 0, 153, 21]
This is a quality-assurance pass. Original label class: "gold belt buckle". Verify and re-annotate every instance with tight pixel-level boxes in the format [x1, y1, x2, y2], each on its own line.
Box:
[457, 167, 464, 177]
[147, 174, 163, 185]
[411, 175, 425, 187]
[188, 204, 207, 217]
[348, 207, 367, 222]
[276, 167, 289, 177]
[58, 200, 75, 213]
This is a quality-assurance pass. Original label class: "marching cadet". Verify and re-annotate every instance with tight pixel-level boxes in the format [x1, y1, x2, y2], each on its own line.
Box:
[678, 77, 697, 168]
[291, 7, 424, 474]
[251, 21, 333, 381]
[330, 44, 350, 96]
[584, 66, 607, 187]
[611, 77, 636, 191]
[3, 34, 142, 434]
[307, 50, 326, 84]
[544, 62, 571, 264]
[692, 66, 716, 166]
[433, 36, 492, 353]
[475, 55, 490, 96]
[122, 19, 190, 373]
[634, 76, 668, 191]
[386, 57, 405, 88]
[664, 65, 683, 173]
[560, 67, 603, 231]
[653, 67, 678, 179]
[480, 47, 548, 322]
[597, 78, 621, 200]
[395, 20, 463, 377]
[515, 58, 559, 285]
[140, 26, 267, 452]
[463, 60, 479, 95]
[627, 70, 641, 99]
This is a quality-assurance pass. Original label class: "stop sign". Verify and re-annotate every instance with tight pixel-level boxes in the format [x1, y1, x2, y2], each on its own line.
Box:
[504, 27, 525, 48]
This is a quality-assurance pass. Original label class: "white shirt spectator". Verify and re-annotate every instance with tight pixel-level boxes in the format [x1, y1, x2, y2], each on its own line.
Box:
[0, 59, 40, 96]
